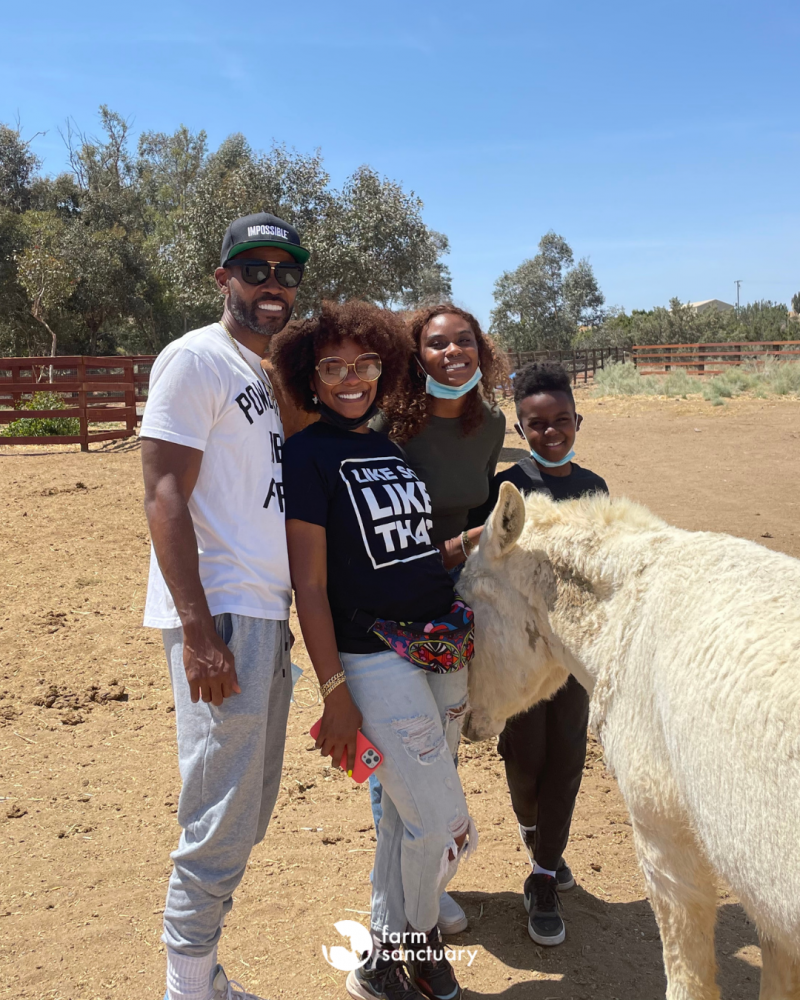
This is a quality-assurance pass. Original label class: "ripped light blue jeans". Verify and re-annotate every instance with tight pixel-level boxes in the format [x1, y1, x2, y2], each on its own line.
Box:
[368, 563, 464, 837]
[340, 648, 476, 937]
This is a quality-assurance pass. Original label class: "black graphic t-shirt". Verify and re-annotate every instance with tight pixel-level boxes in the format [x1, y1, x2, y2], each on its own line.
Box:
[283, 422, 455, 653]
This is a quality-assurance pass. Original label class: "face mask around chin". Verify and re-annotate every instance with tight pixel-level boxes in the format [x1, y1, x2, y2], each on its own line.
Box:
[425, 365, 482, 400]
[317, 398, 378, 431]
[531, 447, 575, 468]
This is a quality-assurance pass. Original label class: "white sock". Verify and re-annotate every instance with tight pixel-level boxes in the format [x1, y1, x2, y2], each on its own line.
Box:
[533, 862, 557, 878]
[166, 947, 218, 1000]
[519, 823, 537, 867]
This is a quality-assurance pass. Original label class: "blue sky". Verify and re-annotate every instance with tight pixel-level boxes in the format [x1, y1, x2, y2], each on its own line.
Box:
[3, 0, 798, 326]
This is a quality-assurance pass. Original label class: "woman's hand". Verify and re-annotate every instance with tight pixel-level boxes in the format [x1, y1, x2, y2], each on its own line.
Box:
[439, 525, 484, 569]
[315, 683, 363, 774]
[288, 519, 362, 770]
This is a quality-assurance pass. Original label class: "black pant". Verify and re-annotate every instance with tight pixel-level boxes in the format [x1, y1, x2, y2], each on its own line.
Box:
[497, 675, 590, 872]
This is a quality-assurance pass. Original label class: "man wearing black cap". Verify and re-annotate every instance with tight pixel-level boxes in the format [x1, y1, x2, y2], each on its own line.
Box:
[141, 213, 309, 1000]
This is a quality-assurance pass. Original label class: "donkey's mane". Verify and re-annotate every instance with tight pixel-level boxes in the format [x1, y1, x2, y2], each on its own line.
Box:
[521, 490, 666, 535]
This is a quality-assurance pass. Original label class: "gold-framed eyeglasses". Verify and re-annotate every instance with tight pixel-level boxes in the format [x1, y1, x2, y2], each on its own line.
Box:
[315, 353, 382, 385]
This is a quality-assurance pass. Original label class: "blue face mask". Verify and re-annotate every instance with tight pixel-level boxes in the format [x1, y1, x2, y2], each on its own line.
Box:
[425, 366, 482, 400]
[531, 448, 575, 468]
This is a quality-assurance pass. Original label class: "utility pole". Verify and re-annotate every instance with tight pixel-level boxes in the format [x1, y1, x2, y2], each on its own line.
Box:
[734, 279, 742, 312]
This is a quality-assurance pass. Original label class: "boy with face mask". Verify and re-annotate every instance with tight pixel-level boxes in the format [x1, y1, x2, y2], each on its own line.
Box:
[467, 361, 608, 949]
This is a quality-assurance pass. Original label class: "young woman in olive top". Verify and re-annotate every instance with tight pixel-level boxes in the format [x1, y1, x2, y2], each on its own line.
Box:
[373, 304, 507, 934]
[380, 304, 507, 571]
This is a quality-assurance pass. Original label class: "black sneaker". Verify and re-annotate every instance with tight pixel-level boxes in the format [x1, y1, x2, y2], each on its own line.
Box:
[346, 958, 427, 1000]
[406, 926, 463, 1000]
[555, 858, 575, 892]
[523, 872, 565, 946]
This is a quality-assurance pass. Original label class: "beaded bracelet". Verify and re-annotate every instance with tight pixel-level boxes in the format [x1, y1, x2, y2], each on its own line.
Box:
[320, 670, 346, 700]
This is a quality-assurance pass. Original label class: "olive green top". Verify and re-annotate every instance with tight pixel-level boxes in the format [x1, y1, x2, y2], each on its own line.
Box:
[374, 402, 506, 545]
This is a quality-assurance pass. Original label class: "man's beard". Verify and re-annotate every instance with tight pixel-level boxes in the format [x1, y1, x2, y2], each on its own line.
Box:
[228, 289, 293, 337]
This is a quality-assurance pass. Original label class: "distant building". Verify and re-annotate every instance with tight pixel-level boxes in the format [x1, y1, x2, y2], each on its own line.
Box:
[688, 299, 735, 315]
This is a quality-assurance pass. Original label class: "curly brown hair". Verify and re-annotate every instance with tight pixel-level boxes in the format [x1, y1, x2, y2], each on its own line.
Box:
[383, 304, 508, 444]
[270, 300, 413, 414]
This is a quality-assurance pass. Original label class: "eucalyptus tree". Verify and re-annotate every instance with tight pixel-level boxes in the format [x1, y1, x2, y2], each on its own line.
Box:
[491, 231, 605, 351]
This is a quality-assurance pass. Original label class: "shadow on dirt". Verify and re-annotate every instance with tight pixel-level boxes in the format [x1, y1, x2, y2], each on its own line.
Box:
[97, 436, 141, 454]
[449, 888, 759, 999]
[0, 435, 140, 457]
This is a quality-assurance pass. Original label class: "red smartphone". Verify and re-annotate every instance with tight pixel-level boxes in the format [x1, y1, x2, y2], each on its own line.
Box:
[309, 719, 384, 783]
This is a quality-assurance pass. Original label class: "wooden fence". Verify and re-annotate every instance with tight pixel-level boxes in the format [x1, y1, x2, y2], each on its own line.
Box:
[1, 346, 625, 450]
[17, 339, 767, 449]
[0, 356, 155, 450]
[632, 340, 800, 376]
[504, 346, 626, 384]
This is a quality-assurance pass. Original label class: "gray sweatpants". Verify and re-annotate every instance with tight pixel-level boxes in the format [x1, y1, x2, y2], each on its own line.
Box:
[161, 614, 292, 956]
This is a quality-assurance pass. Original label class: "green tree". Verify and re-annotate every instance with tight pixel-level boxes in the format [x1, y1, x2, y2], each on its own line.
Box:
[163, 135, 336, 324]
[0, 107, 451, 356]
[63, 106, 144, 232]
[584, 298, 793, 349]
[14, 212, 74, 357]
[490, 232, 605, 351]
[401, 260, 452, 308]
[170, 144, 449, 319]
[317, 166, 450, 308]
[0, 209, 36, 355]
[62, 222, 151, 355]
[734, 300, 792, 341]
[0, 125, 47, 354]
[574, 305, 638, 349]
[137, 125, 208, 222]
[53, 109, 159, 354]
[0, 123, 40, 213]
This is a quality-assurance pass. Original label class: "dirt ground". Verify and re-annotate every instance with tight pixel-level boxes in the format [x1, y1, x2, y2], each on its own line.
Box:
[1, 392, 798, 1000]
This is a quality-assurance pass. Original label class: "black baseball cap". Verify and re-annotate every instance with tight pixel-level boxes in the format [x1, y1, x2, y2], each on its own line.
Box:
[220, 212, 310, 266]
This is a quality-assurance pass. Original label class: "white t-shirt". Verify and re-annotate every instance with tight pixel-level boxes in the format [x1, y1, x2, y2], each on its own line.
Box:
[141, 322, 291, 628]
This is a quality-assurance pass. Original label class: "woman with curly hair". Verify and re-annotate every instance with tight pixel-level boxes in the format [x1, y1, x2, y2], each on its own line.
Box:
[272, 301, 476, 1000]
[380, 304, 507, 574]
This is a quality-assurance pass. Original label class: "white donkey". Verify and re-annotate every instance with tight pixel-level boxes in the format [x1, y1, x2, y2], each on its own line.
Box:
[460, 483, 800, 1000]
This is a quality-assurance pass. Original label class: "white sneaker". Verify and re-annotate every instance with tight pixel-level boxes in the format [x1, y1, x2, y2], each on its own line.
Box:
[212, 964, 269, 1000]
[437, 891, 468, 934]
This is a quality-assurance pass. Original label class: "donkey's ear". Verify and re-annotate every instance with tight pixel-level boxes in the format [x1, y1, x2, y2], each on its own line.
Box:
[483, 481, 526, 560]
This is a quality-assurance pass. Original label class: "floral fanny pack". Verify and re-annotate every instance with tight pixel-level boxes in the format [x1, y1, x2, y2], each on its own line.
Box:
[350, 600, 475, 674]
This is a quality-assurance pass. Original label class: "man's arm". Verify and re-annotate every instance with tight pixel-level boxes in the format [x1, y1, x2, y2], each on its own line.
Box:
[141, 437, 240, 706]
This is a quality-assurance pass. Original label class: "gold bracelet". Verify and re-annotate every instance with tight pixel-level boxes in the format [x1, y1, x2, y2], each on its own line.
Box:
[461, 530, 475, 558]
[320, 670, 346, 700]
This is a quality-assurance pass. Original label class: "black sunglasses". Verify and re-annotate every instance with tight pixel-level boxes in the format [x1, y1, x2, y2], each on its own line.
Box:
[225, 260, 304, 289]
